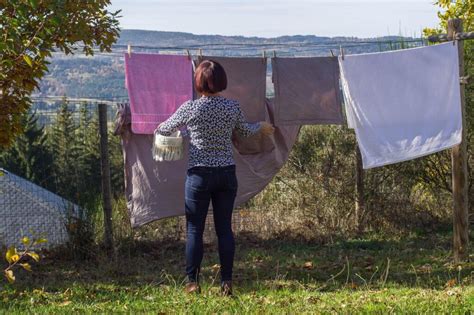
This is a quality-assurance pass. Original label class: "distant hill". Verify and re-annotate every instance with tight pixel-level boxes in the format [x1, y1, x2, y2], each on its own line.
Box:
[34, 29, 423, 109]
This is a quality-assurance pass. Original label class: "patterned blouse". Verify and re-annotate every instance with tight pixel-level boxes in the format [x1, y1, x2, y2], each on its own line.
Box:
[157, 96, 261, 168]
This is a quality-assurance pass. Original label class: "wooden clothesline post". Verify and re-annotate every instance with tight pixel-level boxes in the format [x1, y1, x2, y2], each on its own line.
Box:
[355, 146, 364, 232]
[429, 18, 470, 263]
[98, 103, 114, 253]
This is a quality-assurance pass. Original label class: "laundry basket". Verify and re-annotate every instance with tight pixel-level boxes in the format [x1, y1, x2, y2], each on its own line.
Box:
[152, 130, 184, 162]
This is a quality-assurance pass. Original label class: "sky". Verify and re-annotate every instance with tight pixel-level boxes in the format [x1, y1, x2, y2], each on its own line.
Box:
[108, 0, 441, 38]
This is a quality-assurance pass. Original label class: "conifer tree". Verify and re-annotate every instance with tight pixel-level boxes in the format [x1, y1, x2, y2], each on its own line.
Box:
[48, 97, 79, 201]
[0, 111, 53, 187]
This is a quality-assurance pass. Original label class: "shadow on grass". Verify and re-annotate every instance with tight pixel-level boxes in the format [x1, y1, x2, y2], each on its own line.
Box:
[7, 226, 473, 294]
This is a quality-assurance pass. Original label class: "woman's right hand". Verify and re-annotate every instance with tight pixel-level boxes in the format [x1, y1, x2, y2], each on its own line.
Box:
[260, 122, 275, 136]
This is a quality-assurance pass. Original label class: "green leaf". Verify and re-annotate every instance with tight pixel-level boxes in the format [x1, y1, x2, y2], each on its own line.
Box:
[23, 55, 33, 67]
[29, 0, 38, 9]
[51, 17, 61, 26]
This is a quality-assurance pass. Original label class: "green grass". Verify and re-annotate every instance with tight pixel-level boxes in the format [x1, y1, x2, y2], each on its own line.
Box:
[1, 230, 473, 314]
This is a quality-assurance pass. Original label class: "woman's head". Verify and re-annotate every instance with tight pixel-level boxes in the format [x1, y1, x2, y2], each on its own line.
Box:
[194, 60, 227, 95]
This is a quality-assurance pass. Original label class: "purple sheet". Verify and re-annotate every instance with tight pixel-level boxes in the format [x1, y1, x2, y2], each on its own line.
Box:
[115, 101, 300, 228]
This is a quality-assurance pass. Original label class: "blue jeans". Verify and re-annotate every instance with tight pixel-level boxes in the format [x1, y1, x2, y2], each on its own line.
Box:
[185, 165, 237, 283]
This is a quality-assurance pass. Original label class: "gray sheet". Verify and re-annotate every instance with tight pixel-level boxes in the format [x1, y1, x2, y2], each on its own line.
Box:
[272, 56, 343, 126]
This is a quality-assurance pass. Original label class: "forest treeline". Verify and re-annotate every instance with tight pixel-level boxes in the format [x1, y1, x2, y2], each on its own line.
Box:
[0, 99, 124, 209]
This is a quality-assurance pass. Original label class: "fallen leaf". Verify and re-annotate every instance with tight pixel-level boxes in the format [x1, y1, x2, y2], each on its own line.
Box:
[59, 301, 71, 307]
[303, 261, 313, 270]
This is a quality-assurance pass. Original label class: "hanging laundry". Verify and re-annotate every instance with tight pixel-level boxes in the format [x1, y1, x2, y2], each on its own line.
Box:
[115, 101, 300, 228]
[340, 42, 462, 169]
[272, 56, 343, 126]
[199, 56, 271, 155]
[125, 53, 193, 134]
[199, 56, 267, 122]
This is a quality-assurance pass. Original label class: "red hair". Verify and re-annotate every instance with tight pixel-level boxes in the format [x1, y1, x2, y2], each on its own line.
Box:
[194, 60, 227, 94]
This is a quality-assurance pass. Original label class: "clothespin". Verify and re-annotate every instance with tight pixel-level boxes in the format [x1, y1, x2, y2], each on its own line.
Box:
[127, 44, 132, 58]
[339, 45, 344, 60]
[330, 49, 335, 57]
[186, 49, 191, 60]
[460, 75, 470, 85]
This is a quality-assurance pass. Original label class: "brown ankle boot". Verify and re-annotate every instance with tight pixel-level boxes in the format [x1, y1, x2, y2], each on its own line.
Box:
[221, 281, 232, 296]
[185, 282, 201, 294]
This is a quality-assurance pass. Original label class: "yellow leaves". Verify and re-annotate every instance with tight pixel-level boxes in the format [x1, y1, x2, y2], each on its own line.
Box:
[5, 247, 17, 264]
[27, 252, 40, 262]
[20, 263, 32, 272]
[34, 238, 47, 245]
[22, 236, 30, 246]
[10, 254, 20, 263]
[3, 236, 44, 284]
[4, 270, 15, 283]
[22, 54, 33, 67]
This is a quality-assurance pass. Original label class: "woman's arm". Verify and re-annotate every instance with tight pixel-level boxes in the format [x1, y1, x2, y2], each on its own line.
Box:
[234, 105, 262, 137]
[156, 101, 191, 136]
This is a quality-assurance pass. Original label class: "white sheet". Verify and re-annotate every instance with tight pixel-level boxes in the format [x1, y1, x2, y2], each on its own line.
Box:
[339, 42, 462, 169]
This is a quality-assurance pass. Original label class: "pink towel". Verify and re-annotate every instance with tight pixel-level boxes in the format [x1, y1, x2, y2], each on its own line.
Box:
[125, 53, 193, 134]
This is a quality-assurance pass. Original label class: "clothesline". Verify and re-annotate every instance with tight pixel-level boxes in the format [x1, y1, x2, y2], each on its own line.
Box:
[32, 96, 126, 104]
[51, 38, 426, 58]
[111, 38, 426, 50]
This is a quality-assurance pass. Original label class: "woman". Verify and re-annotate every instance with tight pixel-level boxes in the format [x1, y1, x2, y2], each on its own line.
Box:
[157, 60, 274, 295]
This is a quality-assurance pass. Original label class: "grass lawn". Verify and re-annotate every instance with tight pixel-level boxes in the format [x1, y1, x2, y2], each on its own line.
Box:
[1, 229, 473, 314]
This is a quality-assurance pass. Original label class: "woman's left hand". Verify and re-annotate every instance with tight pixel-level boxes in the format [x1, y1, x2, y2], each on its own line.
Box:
[260, 122, 275, 136]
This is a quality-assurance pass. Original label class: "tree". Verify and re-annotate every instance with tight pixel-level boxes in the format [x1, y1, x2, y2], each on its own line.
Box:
[423, 1, 474, 209]
[48, 97, 79, 200]
[0, 110, 53, 187]
[0, 1, 120, 147]
[75, 103, 102, 205]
